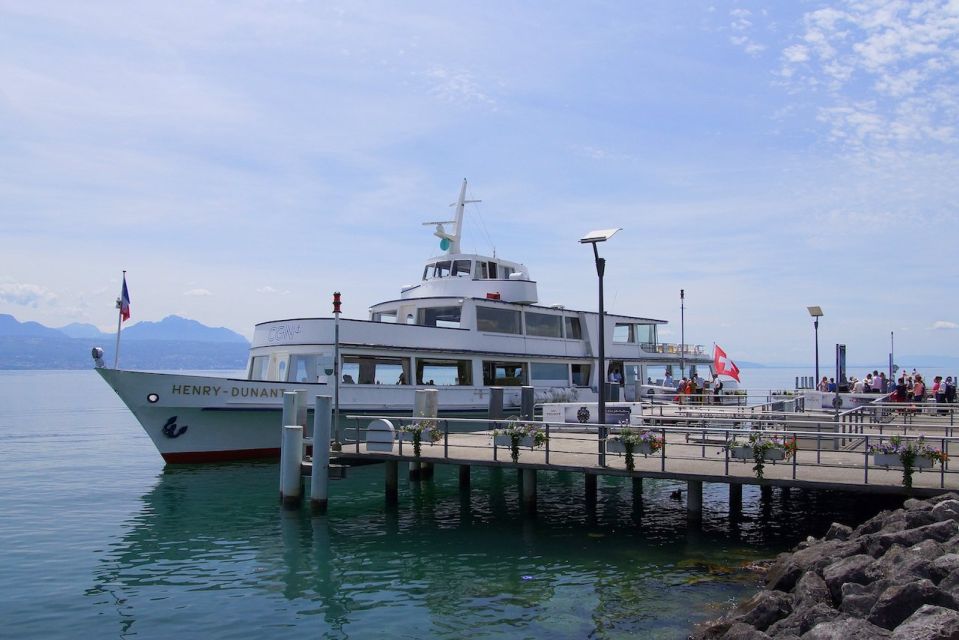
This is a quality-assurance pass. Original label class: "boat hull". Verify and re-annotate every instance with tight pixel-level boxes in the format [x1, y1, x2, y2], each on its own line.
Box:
[95, 368, 575, 463]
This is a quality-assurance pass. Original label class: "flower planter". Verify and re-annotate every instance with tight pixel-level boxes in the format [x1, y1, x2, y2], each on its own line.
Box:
[729, 446, 785, 461]
[607, 440, 656, 455]
[873, 453, 933, 469]
[397, 431, 437, 444]
[494, 434, 534, 448]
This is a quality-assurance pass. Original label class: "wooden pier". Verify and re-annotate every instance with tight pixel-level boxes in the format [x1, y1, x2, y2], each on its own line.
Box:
[278, 390, 959, 520]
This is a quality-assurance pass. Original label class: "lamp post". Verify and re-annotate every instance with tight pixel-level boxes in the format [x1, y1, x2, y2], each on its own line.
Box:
[807, 306, 823, 388]
[680, 289, 685, 379]
[890, 331, 895, 384]
[580, 227, 621, 467]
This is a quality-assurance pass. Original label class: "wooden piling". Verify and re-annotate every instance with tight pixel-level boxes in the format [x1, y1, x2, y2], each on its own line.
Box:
[687, 480, 703, 521]
[585, 472, 598, 505]
[385, 460, 398, 505]
[522, 469, 537, 513]
[729, 483, 743, 515]
[310, 395, 332, 513]
[459, 464, 471, 490]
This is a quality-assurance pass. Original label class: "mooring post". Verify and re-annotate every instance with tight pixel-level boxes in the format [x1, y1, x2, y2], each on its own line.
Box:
[761, 485, 773, 501]
[310, 395, 332, 513]
[459, 464, 471, 491]
[632, 477, 643, 500]
[521, 386, 534, 420]
[489, 387, 504, 421]
[385, 460, 399, 505]
[687, 480, 703, 522]
[279, 425, 304, 507]
[522, 469, 537, 513]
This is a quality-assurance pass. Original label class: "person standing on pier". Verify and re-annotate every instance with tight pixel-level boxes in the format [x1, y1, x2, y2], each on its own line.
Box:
[818, 376, 829, 392]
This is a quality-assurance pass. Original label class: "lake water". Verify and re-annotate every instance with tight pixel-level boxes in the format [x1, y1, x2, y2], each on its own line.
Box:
[0, 370, 905, 639]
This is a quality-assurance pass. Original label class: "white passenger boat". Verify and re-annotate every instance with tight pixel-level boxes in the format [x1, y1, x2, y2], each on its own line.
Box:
[96, 180, 712, 462]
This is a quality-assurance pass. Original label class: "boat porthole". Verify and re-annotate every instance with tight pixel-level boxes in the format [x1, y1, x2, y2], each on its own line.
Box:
[147, 393, 159, 404]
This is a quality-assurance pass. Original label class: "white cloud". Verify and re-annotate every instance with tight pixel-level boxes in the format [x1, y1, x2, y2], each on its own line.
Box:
[183, 289, 213, 297]
[0, 282, 57, 307]
[771, 0, 959, 152]
[932, 320, 959, 330]
[423, 66, 496, 107]
[256, 286, 291, 295]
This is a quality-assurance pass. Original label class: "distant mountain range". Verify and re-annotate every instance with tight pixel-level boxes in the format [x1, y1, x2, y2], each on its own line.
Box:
[0, 314, 249, 370]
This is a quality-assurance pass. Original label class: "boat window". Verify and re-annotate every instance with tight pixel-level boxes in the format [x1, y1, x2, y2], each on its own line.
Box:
[476, 261, 497, 279]
[623, 364, 641, 385]
[415, 359, 471, 385]
[482, 361, 527, 386]
[530, 362, 568, 383]
[341, 356, 411, 385]
[500, 266, 514, 279]
[417, 306, 461, 328]
[452, 259, 472, 278]
[373, 311, 397, 323]
[635, 323, 654, 343]
[277, 359, 287, 382]
[289, 354, 319, 382]
[645, 365, 673, 386]
[424, 260, 451, 280]
[250, 356, 270, 381]
[564, 317, 582, 340]
[476, 306, 521, 334]
[525, 312, 562, 338]
[613, 323, 635, 343]
[571, 364, 591, 387]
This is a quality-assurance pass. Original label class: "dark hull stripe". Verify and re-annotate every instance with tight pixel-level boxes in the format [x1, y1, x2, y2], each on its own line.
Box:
[162, 447, 280, 464]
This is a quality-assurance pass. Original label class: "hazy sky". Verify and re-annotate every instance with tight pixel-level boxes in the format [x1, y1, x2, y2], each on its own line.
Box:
[2, 1, 957, 364]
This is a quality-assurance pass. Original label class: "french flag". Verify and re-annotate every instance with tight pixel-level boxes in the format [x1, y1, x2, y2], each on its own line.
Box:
[120, 275, 131, 322]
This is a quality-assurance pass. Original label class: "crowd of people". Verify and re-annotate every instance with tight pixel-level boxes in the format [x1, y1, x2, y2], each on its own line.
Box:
[816, 368, 957, 404]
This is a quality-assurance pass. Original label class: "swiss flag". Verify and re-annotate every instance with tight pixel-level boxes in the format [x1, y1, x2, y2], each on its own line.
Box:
[713, 344, 741, 382]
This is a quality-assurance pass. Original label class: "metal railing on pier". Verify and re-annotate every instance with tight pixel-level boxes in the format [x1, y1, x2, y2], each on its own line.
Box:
[340, 412, 959, 492]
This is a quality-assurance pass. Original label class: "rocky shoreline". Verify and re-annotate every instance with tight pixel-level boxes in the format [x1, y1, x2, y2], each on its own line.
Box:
[692, 493, 959, 639]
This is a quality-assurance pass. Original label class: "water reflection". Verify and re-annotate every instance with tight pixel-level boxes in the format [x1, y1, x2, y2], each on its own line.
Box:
[91, 462, 904, 639]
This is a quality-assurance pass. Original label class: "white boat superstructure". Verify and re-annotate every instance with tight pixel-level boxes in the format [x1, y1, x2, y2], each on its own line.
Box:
[97, 180, 711, 462]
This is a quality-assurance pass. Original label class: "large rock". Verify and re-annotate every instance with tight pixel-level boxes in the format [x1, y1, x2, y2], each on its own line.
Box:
[839, 580, 887, 618]
[766, 540, 862, 592]
[853, 510, 903, 538]
[863, 520, 959, 557]
[727, 590, 793, 631]
[823, 554, 880, 602]
[932, 500, 959, 524]
[793, 571, 832, 609]
[878, 544, 935, 584]
[931, 554, 959, 583]
[867, 578, 957, 630]
[764, 602, 840, 636]
[717, 622, 772, 639]
[800, 616, 892, 639]
[823, 523, 853, 541]
[890, 604, 959, 639]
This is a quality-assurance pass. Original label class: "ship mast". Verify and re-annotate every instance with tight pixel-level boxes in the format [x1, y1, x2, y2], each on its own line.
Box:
[424, 178, 480, 255]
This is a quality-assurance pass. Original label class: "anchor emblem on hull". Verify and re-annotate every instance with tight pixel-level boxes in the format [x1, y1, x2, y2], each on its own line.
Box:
[162, 416, 188, 438]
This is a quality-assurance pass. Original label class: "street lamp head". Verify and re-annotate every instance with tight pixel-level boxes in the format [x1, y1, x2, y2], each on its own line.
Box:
[807, 305, 824, 318]
[579, 228, 622, 244]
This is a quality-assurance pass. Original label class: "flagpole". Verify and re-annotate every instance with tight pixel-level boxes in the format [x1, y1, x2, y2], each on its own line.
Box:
[114, 270, 126, 368]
